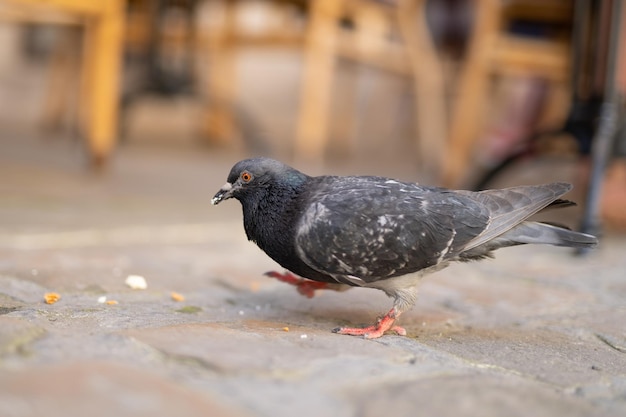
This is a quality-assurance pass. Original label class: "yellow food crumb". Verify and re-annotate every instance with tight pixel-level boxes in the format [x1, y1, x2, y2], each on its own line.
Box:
[44, 292, 61, 304]
[283, 327, 290, 332]
[171, 292, 185, 302]
[105, 300, 119, 305]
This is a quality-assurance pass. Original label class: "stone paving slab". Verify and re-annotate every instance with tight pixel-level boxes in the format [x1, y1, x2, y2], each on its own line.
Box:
[0, 361, 248, 417]
[354, 373, 601, 417]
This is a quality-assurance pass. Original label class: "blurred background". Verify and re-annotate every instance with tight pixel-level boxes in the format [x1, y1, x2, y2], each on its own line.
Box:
[0, 0, 625, 232]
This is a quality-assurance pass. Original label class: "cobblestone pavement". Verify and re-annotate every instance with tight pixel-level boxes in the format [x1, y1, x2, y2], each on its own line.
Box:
[1, 132, 625, 417]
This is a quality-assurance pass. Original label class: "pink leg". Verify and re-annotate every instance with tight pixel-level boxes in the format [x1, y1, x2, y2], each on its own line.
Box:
[333, 308, 406, 339]
[264, 270, 330, 298]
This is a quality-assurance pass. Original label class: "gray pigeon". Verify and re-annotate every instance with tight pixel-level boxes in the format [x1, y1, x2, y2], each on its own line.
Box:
[212, 157, 598, 338]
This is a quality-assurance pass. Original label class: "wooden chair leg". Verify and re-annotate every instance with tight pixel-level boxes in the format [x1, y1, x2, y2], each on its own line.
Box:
[203, 0, 237, 145]
[397, 0, 448, 182]
[294, 0, 341, 163]
[81, 1, 124, 167]
[442, 0, 501, 188]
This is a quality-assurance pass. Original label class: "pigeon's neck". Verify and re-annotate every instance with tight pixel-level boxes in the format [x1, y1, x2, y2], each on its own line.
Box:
[241, 176, 308, 251]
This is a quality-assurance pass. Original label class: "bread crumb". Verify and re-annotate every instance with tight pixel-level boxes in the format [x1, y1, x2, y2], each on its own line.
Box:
[44, 292, 61, 304]
[106, 300, 119, 305]
[282, 327, 290, 332]
[171, 292, 185, 302]
[125, 275, 147, 290]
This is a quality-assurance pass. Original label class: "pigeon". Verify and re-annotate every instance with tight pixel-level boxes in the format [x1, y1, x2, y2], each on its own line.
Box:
[212, 157, 598, 338]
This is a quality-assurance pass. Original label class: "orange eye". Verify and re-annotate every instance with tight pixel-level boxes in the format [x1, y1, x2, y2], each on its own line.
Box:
[240, 171, 252, 183]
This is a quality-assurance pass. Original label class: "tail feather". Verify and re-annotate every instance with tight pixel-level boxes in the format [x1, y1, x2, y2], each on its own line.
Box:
[499, 221, 598, 249]
[543, 198, 577, 211]
[458, 182, 575, 252]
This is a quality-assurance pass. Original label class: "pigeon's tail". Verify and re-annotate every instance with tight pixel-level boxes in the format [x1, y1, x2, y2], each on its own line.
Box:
[498, 221, 599, 249]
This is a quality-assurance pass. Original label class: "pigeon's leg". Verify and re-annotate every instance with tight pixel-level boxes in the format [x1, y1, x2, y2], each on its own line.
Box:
[264, 271, 339, 298]
[333, 288, 417, 338]
[332, 308, 406, 339]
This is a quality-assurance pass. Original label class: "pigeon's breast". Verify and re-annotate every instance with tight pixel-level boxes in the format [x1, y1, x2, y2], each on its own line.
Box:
[242, 187, 340, 284]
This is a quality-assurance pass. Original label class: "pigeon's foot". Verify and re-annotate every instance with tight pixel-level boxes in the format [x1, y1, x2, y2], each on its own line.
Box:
[332, 309, 406, 339]
[264, 271, 330, 298]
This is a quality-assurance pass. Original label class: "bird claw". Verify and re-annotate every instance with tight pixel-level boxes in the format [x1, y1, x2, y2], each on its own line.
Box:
[264, 271, 328, 298]
[332, 325, 407, 339]
[332, 309, 406, 339]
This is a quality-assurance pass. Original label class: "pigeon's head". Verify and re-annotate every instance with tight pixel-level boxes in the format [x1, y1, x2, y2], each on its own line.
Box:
[211, 158, 308, 206]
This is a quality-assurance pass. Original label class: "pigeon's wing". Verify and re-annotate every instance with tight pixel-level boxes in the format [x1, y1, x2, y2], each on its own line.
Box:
[456, 182, 572, 252]
[294, 177, 491, 283]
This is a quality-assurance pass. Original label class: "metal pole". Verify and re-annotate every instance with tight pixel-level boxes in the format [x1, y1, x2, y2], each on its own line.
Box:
[578, 0, 622, 254]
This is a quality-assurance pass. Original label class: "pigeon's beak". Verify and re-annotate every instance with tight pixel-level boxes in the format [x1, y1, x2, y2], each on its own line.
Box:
[211, 182, 234, 205]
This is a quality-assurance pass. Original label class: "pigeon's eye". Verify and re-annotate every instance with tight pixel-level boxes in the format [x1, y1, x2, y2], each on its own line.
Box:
[240, 171, 253, 183]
